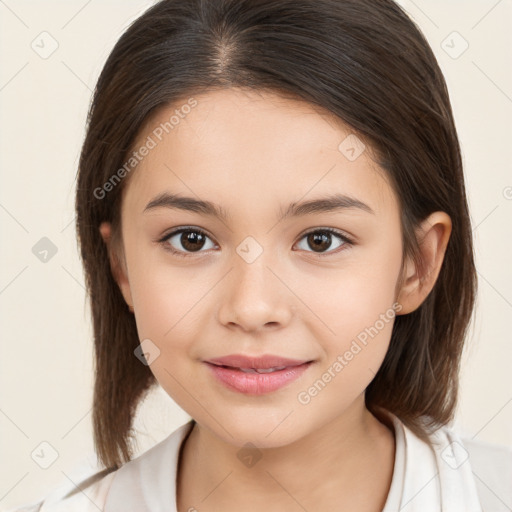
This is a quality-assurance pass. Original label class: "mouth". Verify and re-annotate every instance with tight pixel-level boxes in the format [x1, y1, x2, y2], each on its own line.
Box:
[203, 359, 314, 395]
[205, 354, 312, 370]
[210, 364, 293, 374]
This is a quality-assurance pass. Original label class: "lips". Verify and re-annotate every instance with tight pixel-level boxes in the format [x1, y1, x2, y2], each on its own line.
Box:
[203, 354, 314, 394]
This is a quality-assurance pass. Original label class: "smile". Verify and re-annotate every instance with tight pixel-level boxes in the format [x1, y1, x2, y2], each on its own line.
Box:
[204, 361, 313, 394]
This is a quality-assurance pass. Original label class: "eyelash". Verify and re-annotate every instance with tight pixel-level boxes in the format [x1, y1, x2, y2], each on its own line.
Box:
[158, 226, 354, 259]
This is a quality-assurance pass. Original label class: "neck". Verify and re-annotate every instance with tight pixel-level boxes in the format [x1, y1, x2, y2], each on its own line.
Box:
[177, 397, 396, 512]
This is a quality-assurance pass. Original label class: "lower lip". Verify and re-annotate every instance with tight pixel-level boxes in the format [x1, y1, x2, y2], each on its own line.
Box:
[204, 362, 313, 395]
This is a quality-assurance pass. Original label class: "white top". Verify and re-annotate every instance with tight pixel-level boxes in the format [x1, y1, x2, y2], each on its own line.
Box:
[6, 414, 512, 512]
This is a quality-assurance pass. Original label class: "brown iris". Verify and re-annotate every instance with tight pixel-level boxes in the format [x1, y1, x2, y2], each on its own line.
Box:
[307, 231, 332, 252]
[180, 230, 207, 252]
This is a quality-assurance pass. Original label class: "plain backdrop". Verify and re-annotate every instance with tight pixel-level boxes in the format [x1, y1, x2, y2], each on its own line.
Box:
[1, 0, 511, 508]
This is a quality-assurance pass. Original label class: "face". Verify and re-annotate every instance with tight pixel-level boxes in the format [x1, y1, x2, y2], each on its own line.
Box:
[112, 88, 406, 447]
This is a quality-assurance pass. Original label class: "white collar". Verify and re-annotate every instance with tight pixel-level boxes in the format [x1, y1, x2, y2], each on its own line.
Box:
[104, 413, 483, 511]
[105, 418, 194, 511]
[383, 412, 482, 511]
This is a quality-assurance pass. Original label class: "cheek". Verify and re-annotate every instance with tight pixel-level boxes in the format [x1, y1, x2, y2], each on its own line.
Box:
[130, 266, 206, 343]
[297, 237, 402, 340]
[293, 233, 402, 389]
[127, 265, 208, 404]
[294, 265, 399, 415]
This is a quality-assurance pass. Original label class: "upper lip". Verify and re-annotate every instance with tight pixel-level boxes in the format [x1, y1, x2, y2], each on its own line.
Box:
[205, 354, 312, 369]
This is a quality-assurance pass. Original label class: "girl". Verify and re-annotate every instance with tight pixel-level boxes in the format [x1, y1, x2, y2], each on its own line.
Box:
[10, 0, 512, 510]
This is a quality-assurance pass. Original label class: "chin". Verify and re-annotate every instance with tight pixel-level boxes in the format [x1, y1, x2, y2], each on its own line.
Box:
[206, 410, 312, 449]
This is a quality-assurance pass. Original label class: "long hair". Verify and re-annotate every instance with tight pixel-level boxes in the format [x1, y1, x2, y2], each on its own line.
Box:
[75, 0, 477, 470]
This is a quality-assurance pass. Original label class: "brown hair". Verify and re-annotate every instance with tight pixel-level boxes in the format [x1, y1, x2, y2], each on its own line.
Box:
[75, 0, 477, 470]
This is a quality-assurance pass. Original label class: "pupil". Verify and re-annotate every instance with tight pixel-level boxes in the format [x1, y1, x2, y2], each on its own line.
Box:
[309, 232, 331, 252]
[182, 231, 205, 251]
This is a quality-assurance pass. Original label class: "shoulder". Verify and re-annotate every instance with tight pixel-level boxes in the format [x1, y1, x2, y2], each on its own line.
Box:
[3, 469, 117, 512]
[384, 411, 512, 511]
[5, 419, 196, 512]
[463, 436, 512, 511]
[430, 422, 512, 511]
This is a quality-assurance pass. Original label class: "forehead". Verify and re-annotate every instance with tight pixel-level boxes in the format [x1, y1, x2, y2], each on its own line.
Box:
[123, 87, 396, 218]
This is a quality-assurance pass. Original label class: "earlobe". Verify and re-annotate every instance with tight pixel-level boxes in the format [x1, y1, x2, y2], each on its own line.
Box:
[396, 212, 452, 315]
[99, 221, 134, 311]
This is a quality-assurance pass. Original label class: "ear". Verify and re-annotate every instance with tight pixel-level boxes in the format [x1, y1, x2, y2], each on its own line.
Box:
[99, 221, 134, 311]
[396, 211, 452, 315]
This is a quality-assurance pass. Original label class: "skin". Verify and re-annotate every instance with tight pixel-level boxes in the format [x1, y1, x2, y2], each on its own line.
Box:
[100, 88, 451, 511]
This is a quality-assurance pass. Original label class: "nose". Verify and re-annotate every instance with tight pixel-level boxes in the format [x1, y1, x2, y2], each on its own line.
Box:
[217, 252, 293, 333]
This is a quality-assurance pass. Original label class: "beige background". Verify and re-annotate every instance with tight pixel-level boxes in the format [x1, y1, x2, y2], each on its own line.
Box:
[1, 0, 511, 508]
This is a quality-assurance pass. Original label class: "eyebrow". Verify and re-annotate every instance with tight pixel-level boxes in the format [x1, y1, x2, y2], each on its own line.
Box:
[143, 192, 375, 221]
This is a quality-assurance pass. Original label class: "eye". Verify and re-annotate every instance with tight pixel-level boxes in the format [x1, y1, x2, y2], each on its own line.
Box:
[158, 226, 353, 258]
[159, 227, 216, 257]
[294, 228, 353, 255]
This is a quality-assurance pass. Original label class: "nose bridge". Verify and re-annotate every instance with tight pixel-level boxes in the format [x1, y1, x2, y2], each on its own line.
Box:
[217, 234, 292, 330]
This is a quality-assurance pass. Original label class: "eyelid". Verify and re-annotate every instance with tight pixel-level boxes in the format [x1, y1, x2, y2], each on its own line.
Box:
[158, 225, 215, 243]
[299, 226, 354, 244]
